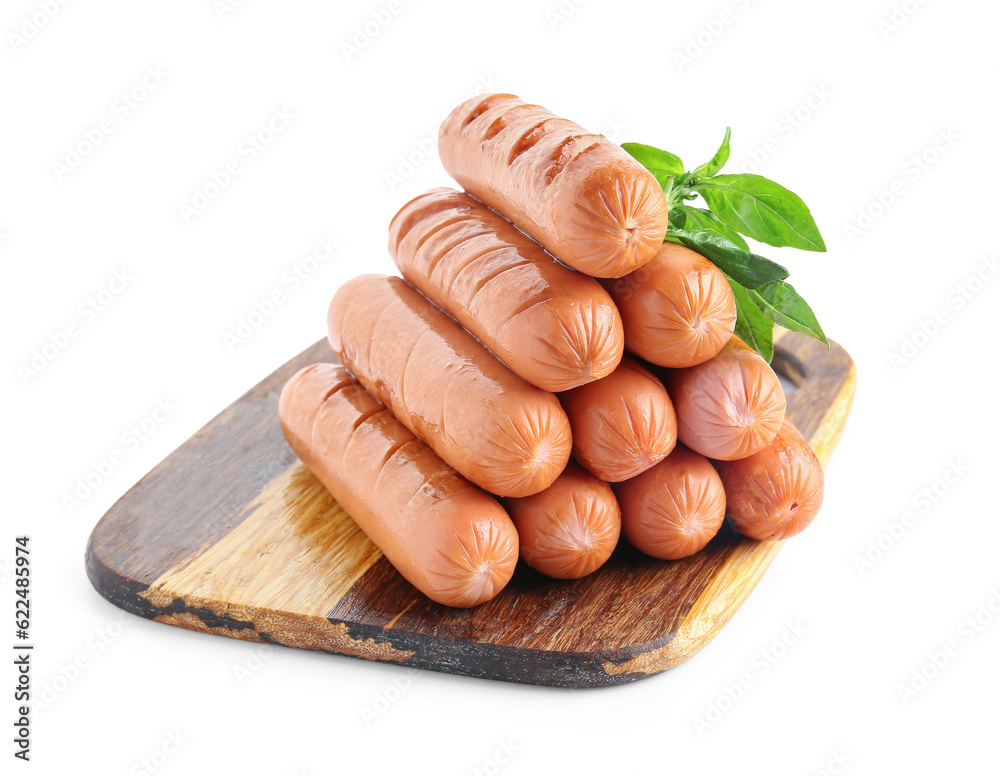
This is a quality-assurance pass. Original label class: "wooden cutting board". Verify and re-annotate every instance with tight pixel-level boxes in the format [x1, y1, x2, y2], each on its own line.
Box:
[86, 329, 855, 687]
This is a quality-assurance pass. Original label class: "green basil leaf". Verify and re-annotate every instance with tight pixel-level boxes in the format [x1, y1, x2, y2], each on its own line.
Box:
[692, 127, 731, 178]
[621, 142, 685, 187]
[670, 228, 789, 288]
[726, 275, 774, 363]
[693, 174, 827, 251]
[748, 280, 829, 347]
[671, 205, 749, 250]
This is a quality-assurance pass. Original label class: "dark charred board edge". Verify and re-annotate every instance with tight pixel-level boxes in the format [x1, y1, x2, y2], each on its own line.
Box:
[85, 547, 258, 633]
[322, 617, 678, 688]
[85, 540, 662, 687]
[84, 332, 855, 688]
[86, 542, 668, 687]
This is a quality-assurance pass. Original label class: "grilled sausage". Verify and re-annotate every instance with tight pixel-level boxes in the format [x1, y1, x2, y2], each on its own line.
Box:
[439, 93, 669, 278]
[504, 461, 621, 579]
[614, 444, 727, 560]
[327, 274, 572, 498]
[715, 418, 824, 541]
[558, 355, 676, 482]
[602, 242, 736, 368]
[661, 335, 786, 461]
[388, 188, 624, 391]
[279, 363, 519, 607]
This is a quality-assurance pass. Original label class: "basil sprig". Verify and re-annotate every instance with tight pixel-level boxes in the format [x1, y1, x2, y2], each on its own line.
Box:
[624, 129, 827, 362]
[620, 143, 684, 188]
[697, 174, 826, 252]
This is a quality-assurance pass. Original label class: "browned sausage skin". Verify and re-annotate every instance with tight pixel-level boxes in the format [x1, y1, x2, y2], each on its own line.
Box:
[715, 418, 824, 541]
[279, 363, 519, 607]
[661, 335, 786, 461]
[602, 242, 736, 368]
[504, 461, 621, 579]
[388, 187, 624, 392]
[558, 355, 677, 482]
[614, 444, 727, 560]
[327, 274, 572, 498]
[439, 94, 669, 279]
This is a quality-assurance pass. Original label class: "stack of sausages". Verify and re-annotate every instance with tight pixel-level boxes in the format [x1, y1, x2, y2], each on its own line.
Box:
[279, 94, 825, 608]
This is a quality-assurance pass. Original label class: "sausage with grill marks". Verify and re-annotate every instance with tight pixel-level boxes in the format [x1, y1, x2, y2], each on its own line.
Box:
[389, 187, 624, 391]
[327, 274, 572, 498]
[439, 93, 669, 278]
[279, 363, 519, 607]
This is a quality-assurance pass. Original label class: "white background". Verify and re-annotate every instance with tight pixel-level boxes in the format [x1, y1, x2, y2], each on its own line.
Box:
[4, 0, 998, 773]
